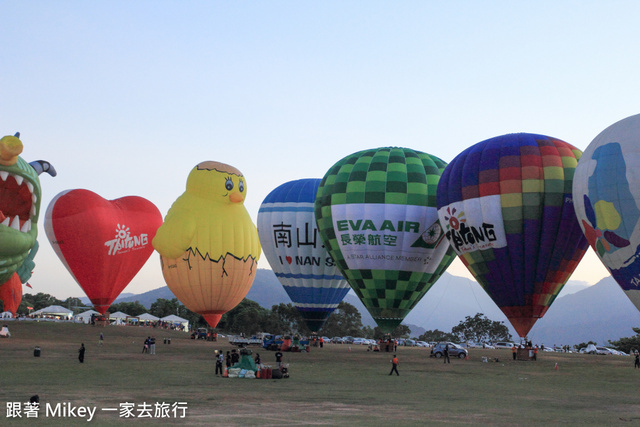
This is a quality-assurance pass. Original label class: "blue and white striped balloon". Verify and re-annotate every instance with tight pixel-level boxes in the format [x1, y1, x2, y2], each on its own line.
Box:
[257, 179, 349, 332]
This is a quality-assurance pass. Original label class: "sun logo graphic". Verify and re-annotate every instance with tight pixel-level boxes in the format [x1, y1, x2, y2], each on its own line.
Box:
[443, 207, 466, 231]
[104, 223, 150, 255]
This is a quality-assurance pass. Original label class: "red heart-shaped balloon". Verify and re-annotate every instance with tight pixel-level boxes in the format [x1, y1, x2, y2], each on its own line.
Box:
[44, 189, 162, 314]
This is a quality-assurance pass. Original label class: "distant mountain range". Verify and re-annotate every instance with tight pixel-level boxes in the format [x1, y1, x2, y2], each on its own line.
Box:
[103, 269, 640, 346]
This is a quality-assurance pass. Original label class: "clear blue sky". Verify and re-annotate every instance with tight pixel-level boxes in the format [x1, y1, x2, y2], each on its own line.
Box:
[3, 1, 637, 299]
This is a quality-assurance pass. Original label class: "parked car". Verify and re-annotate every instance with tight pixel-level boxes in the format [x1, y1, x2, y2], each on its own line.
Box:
[416, 341, 429, 348]
[494, 342, 516, 349]
[404, 339, 416, 347]
[321, 336, 331, 343]
[353, 338, 368, 345]
[342, 336, 355, 344]
[596, 346, 615, 355]
[466, 342, 495, 349]
[430, 342, 468, 359]
[331, 337, 344, 344]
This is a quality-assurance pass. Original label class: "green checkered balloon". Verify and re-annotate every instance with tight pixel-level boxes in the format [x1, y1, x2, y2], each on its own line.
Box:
[315, 147, 455, 333]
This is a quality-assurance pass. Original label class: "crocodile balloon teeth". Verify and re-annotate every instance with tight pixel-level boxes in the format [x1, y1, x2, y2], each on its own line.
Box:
[0, 171, 36, 233]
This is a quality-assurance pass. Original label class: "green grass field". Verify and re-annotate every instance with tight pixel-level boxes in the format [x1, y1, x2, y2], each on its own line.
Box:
[1, 322, 639, 426]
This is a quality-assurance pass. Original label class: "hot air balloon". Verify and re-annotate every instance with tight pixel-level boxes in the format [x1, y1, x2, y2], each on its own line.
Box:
[573, 114, 640, 311]
[0, 133, 55, 285]
[315, 147, 455, 333]
[45, 189, 162, 314]
[258, 179, 350, 332]
[0, 132, 56, 315]
[437, 133, 588, 338]
[152, 161, 261, 328]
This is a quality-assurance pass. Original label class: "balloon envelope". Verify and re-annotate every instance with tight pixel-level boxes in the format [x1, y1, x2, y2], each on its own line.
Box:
[152, 161, 261, 328]
[573, 114, 640, 311]
[315, 147, 455, 333]
[45, 189, 162, 314]
[437, 133, 588, 337]
[0, 135, 42, 285]
[258, 179, 350, 332]
[0, 273, 21, 315]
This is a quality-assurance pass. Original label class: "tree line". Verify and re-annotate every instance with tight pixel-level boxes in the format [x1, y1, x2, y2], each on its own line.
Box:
[11, 293, 516, 343]
[13, 293, 640, 351]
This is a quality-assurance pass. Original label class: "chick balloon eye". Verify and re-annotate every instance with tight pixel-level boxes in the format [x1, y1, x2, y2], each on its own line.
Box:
[225, 178, 234, 191]
[239, 181, 245, 192]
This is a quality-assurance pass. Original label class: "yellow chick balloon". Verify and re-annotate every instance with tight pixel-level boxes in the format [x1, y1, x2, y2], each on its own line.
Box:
[152, 161, 261, 327]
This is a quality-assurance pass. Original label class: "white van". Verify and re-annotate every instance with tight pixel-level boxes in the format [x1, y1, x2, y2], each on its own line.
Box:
[494, 342, 516, 349]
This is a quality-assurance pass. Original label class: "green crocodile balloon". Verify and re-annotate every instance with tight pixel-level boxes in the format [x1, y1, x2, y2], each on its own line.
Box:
[0, 133, 56, 285]
[315, 147, 456, 333]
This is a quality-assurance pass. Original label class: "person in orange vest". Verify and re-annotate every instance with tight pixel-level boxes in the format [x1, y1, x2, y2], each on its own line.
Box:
[389, 355, 399, 376]
[512, 345, 517, 360]
[533, 346, 538, 361]
[319, 336, 324, 348]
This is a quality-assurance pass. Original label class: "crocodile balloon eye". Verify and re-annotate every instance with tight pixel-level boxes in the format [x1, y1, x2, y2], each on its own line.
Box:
[225, 179, 234, 191]
[239, 180, 245, 192]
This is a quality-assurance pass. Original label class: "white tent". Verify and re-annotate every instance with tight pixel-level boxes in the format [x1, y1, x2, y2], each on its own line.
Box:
[75, 309, 100, 324]
[160, 314, 189, 331]
[30, 305, 73, 320]
[109, 311, 129, 319]
[109, 311, 129, 325]
[138, 313, 159, 321]
[1, 311, 13, 319]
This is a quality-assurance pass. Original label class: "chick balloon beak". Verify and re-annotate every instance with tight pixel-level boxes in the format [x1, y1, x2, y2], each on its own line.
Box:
[230, 192, 244, 203]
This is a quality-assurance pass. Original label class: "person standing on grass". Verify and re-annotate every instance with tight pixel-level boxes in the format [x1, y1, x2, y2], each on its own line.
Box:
[78, 343, 85, 363]
[635, 352, 639, 369]
[389, 355, 399, 376]
[512, 345, 517, 360]
[98, 332, 104, 346]
[149, 336, 156, 355]
[444, 344, 450, 364]
[215, 351, 224, 376]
